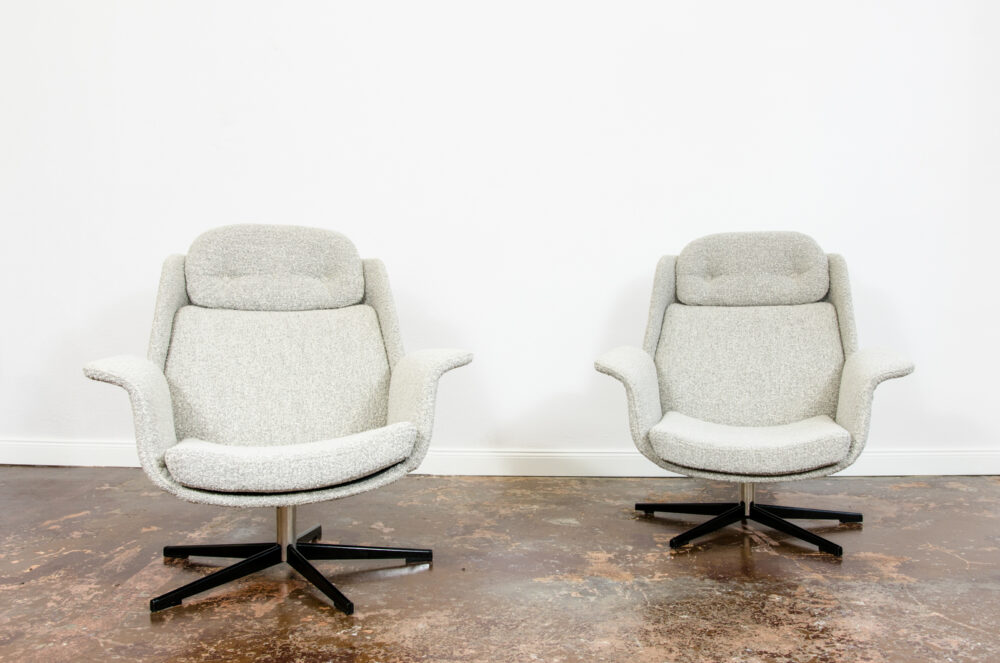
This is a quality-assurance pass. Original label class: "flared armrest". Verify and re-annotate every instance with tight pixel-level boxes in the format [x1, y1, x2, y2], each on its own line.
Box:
[835, 348, 914, 456]
[388, 349, 473, 466]
[83, 355, 178, 469]
[595, 346, 663, 448]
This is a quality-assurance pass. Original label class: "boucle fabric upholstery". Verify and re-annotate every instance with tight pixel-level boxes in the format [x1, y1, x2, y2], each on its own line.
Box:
[594, 346, 662, 460]
[598, 232, 912, 483]
[185, 225, 364, 311]
[84, 342, 469, 509]
[676, 232, 829, 306]
[363, 259, 405, 368]
[835, 348, 914, 467]
[388, 349, 474, 470]
[85, 226, 472, 508]
[655, 348, 911, 484]
[84, 355, 180, 493]
[649, 412, 850, 476]
[164, 422, 417, 493]
[165, 305, 390, 446]
[654, 303, 844, 426]
[825, 254, 858, 355]
[84, 351, 423, 505]
[83, 349, 435, 506]
[642, 256, 677, 356]
[147, 255, 189, 369]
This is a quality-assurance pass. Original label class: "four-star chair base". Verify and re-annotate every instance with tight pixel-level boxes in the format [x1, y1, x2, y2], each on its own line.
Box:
[151, 506, 432, 615]
[636, 483, 862, 557]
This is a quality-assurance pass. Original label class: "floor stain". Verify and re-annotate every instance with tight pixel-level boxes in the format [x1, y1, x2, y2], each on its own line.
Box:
[0, 468, 997, 662]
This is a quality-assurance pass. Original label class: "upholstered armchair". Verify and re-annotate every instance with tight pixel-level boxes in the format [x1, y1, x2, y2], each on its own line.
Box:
[596, 232, 912, 556]
[85, 225, 471, 613]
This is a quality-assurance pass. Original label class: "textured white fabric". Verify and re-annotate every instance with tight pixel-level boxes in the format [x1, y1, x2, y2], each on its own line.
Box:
[836, 347, 914, 466]
[642, 256, 677, 356]
[147, 255, 189, 369]
[676, 232, 829, 306]
[388, 349, 474, 470]
[85, 227, 472, 507]
[84, 352, 418, 506]
[598, 233, 911, 483]
[362, 258, 405, 368]
[825, 254, 858, 356]
[164, 422, 417, 493]
[85, 345, 470, 508]
[83, 356, 182, 493]
[165, 305, 390, 446]
[655, 303, 844, 426]
[594, 346, 662, 455]
[649, 411, 851, 476]
[185, 225, 364, 311]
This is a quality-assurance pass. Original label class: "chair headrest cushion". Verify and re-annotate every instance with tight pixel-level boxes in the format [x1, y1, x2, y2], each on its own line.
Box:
[676, 232, 829, 306]
[185, 225, 364, 310]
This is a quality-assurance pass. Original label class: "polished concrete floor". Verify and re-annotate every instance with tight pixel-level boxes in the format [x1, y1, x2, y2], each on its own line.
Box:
[0, 467, 997, 662]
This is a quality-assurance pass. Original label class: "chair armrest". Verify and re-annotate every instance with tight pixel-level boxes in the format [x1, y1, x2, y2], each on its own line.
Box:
[83, 355, 179, 476]
[388, 349, 473, 467]
[595, 346, 663, 448]
[835, 348, 914, 459]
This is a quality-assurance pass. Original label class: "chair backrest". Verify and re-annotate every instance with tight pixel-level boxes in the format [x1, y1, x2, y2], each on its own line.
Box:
[162, 225, 391, 446]
[651, 232, 847, 426]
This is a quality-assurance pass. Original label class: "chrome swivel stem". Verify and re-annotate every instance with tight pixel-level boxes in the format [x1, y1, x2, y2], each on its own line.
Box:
[739, 483, 755, 516]
[276, 506, 297, 561]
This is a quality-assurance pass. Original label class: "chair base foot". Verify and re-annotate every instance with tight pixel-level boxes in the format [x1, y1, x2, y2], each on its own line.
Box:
[636, 501, 861, 557]
[152, 524, 431, 614]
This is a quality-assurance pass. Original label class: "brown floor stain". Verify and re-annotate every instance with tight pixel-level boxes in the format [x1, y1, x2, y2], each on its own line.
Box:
[0, 468, 998, 662]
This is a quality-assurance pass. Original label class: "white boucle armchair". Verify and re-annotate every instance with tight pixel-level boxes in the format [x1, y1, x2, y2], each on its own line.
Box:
[596, 232, 912, 556]
[85, 224, 471, 614]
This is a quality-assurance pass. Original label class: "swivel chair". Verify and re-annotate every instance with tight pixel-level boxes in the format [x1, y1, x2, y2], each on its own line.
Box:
[85, 224, 471, 613]
[595, 232, 912, 556]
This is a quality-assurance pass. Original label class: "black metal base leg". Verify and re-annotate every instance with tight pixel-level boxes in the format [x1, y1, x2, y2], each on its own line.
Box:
[754, 504, 862, 523]
[163, 542, 275, 559]
[749, 505, 844, 556]
[297, 525, 322, 544]
[636, 502, 740, 517]
[150, 544, 282, 611]
[669, 504, 746, 548]
[298, 543, 433, 565]
[286, 545, 355, 615]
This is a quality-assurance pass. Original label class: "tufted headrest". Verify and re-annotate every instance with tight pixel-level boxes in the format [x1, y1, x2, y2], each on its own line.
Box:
[676, 232, 829, 306]
[185, 224, 364, 311]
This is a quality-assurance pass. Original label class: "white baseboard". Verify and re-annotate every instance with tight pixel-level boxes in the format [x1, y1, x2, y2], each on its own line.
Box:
[1, 439, 997, 476]
[0, 439, 141, 468]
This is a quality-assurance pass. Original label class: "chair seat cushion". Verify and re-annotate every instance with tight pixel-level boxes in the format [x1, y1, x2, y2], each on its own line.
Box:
[648, 412, 851, 476]
[164, 422, 417, 494]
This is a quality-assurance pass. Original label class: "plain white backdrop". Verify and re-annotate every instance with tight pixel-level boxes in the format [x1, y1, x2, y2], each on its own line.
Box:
[1, 1, 997, 474]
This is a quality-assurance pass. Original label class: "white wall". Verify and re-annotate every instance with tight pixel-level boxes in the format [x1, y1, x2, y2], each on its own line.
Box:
[1, 1, 997, 475]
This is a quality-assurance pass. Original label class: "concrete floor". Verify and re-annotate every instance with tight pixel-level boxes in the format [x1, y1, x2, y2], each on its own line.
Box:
[0, 467, 997, 662]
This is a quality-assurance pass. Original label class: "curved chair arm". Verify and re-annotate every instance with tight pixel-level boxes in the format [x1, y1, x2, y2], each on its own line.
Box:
[388, 349, 473, 470]
[595, 346, 663, 453]
[835, 348, 914, 464]
[83, 355, 179, 492]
